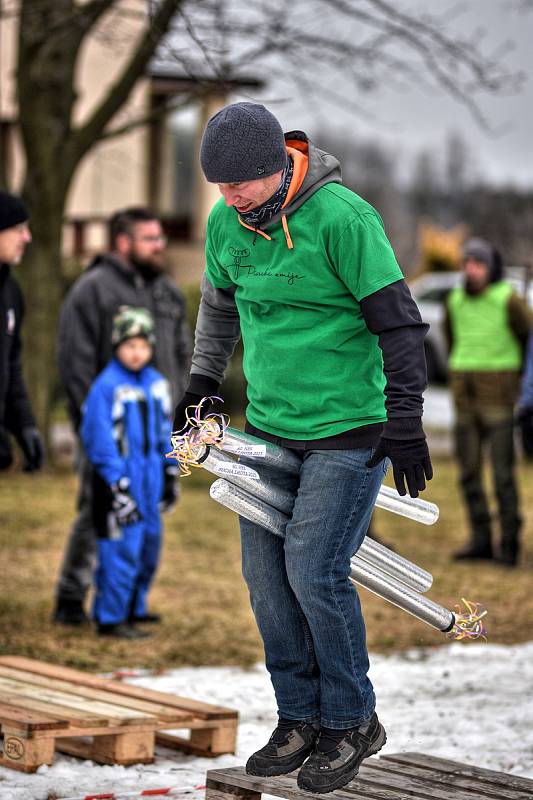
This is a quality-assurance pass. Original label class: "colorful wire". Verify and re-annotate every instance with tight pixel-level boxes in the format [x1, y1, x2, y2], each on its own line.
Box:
[447, 598, 488, 641]
[166, 396, 229, 476]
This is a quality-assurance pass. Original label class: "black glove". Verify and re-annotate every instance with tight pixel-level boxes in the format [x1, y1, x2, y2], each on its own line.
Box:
[173, 374, 221, 433]
[366, 418, 433, 498]
[110, 477, 141, 526]
[160, 466, 179, 513]
[518, 406, 533, 459]
[18, 426, 45, 472]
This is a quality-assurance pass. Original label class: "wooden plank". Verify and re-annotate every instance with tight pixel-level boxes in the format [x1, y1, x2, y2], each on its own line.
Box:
[158, 732, 222, 758]
[364, 757, 524, 800]
[9, 722, 160, 740]
[382, 753, 533, 795]
[356, 762, 487, 800]
[0, 676, 150, 725]
[205, 766, 425, 800]
[0, 702, 68, 732]
[53, 721, 157, 735]
[0, 691, 108, 728]
[205, 776, 261, 800]
[206, 757, 533, 800]
[0, 665, 185, 723]
[57, 730, 155, 766]
[157, 721, 237, 757]
[53, 736, 100, 762]
[0, 657, 237, 720]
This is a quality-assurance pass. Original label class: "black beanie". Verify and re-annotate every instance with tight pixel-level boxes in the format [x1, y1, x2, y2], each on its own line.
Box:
[200, 102, 288, 183]
[0, 191, 29, 232]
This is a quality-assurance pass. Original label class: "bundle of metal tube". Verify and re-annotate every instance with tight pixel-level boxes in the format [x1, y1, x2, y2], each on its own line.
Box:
[203, 448, 433, 594]
[209, 478, 454, 633]
[220, 427, 440, 526]
[169, 416, 486, 637]
[203, 427, 455, 632]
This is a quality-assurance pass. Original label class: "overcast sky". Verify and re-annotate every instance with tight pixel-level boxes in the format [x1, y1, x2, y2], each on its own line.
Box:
[230, 1, 533, 189]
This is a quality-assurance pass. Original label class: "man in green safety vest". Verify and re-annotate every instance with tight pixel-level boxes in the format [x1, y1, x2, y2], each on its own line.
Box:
[445, 237, 532, 566]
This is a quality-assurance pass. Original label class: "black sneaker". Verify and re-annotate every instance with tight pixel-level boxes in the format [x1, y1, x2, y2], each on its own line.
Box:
[494, 553, 518, 567]
[246, 719, 320, 777]
[97, 623, 151, 640]
[453, 545, 493, 561]
[297, 713, 386, 794]
[128, 612, 162, 624]
[52, 597, 89, 626]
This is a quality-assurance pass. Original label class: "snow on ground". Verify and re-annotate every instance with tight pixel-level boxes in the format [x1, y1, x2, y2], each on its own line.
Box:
[1, 641, 532, 800]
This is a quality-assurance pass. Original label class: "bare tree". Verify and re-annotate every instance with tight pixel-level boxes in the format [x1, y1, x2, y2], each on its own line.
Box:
[3, 0, 524, 432]
[5, 0, 183, 433]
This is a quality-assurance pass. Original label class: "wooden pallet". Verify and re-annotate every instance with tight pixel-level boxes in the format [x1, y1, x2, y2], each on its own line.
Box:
[206, 752, 533, 799]
[0, 656, 238, 773]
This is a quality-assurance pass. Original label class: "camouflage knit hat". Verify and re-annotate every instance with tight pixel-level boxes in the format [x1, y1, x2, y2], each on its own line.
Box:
[112, 306, 155, 349]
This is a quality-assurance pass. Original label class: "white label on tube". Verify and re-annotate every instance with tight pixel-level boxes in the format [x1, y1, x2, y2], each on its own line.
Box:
[214, 462, 261, 480]
[223, 443, 267, 458]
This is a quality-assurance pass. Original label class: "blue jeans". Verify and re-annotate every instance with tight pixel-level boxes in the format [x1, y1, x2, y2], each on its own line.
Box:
[240, 446, 388, 729]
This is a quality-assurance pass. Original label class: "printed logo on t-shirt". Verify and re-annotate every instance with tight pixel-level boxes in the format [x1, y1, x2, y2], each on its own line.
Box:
[6, 308, 15, 335]
[226, 246, 304, 286]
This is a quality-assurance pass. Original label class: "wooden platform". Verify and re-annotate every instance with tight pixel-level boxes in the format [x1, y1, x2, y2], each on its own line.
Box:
[0, 656, 238, 773]
[206, 752, 533, 799]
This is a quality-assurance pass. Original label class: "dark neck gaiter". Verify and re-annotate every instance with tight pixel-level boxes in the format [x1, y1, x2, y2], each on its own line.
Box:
[239, 156, 294, 230]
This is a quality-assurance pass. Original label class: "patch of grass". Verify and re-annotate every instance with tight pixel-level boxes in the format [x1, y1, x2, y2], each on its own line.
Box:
[1, 456, 532, 672]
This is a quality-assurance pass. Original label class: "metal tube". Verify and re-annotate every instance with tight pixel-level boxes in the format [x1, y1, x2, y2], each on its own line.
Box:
[357, 537, 432, 593]
[204, 449, 295, 514]
[375, 484, 439, 526]
[349, 559, 453, 632]
[209, 478, 289, 537]
[209, 468, 432, 593]
[222, 427, 301, 474]
[218, 427, 439, 526]
[209, 478, 452, 632]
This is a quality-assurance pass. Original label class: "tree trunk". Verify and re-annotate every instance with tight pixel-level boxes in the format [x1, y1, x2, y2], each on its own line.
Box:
[13, 0, 184, 440]
[17, 186, 66, 443]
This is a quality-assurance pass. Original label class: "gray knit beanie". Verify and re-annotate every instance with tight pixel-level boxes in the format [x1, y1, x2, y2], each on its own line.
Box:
[463, 237, 494, 269]
[463, 236, 504, 283]
[200, 102, 288, 183]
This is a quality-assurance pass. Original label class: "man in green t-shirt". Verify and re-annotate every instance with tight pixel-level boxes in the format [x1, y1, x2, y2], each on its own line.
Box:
[174, 102, 432, 794]
[444, 237, 532, 567]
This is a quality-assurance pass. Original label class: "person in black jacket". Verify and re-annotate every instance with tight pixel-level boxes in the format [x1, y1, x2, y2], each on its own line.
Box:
[0, 191, 44, 473]
[53, 207, 190, 626]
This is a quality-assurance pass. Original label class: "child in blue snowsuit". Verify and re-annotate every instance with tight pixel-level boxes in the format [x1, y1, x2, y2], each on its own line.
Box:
[81, 307, 177, 639]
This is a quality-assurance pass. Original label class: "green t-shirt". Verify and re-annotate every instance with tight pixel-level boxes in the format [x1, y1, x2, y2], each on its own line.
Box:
[205, 183, 404, 439]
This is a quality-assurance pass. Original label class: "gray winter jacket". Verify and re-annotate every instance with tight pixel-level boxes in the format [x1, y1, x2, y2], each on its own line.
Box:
[57, 254, 191, 428]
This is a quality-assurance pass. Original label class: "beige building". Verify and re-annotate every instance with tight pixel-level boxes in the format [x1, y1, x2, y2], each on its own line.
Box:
[0, 2, 262, 284]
